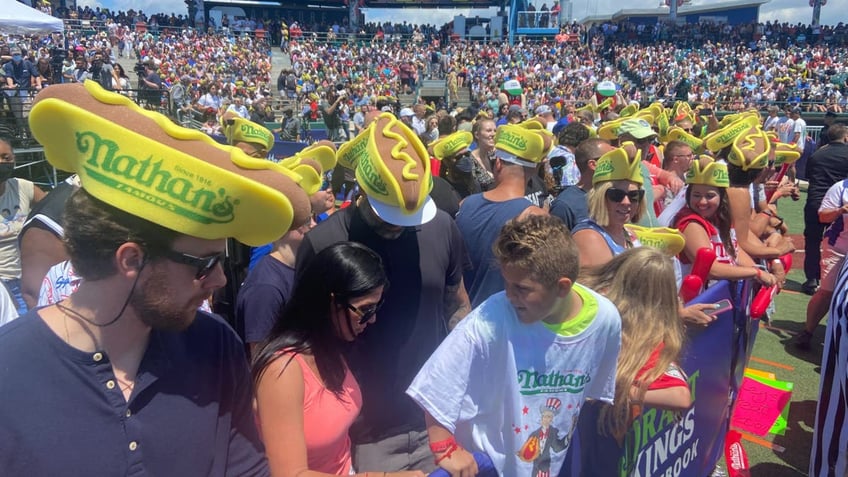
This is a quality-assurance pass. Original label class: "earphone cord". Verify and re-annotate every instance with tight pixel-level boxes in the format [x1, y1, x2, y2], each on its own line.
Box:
[56, 259, 146, 328]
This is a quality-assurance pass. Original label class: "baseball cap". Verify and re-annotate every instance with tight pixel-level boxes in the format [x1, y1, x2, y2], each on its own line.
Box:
[399, 108, 415, 118]
[616, 119, 656, 139]
[535, 105, 553, 116]
[9, 46, 21, 55]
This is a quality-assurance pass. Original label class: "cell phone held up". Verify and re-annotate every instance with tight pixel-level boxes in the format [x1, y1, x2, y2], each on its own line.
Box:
[707, 299, 733, 317]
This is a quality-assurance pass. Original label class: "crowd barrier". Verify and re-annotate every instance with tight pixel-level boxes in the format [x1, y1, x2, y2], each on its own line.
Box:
[560, 279, 755, 476]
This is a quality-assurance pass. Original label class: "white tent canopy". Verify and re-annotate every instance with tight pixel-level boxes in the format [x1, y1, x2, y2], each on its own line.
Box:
[1, 1, 64, 35]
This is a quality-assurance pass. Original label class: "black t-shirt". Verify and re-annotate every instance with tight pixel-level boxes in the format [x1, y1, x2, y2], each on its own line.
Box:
[236, 255, 295, 344]
[806, 142, 848, 206]
[20, 179, 77, 242]
[430, 176, 461, 218]
[295, 203, 466, 442]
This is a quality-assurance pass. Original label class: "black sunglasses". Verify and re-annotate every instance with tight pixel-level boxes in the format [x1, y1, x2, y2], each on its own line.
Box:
[605, 188, 645, 203]
[161, 250, 224, 280]
[346, 297, 385, 325]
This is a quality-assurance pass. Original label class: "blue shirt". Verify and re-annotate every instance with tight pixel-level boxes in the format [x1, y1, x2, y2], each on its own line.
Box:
[0, 310, 269, 477]
[550, 186, 589, 231]
[455, 194, 531, 307]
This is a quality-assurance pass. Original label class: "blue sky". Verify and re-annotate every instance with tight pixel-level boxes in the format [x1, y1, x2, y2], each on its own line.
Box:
[78, 0, 848, 26]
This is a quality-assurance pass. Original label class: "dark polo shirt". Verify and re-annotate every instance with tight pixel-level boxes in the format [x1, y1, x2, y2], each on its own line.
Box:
[0, 310, 269, 476]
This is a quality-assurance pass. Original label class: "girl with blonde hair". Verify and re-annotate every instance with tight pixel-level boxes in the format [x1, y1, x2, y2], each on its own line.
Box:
[577, 247, 691, 476]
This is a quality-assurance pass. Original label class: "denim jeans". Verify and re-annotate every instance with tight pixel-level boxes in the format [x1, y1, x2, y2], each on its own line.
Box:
[2, 278, 27, 316]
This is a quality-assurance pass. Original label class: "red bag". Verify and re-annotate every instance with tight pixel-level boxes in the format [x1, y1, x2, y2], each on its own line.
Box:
[724, 430, 751, 477]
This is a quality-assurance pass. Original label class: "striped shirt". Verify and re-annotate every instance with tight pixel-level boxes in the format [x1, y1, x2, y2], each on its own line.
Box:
[810, 256, 848, 476]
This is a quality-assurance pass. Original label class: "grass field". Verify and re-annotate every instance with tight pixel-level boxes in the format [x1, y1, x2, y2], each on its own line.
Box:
[735, 190, 822, 476]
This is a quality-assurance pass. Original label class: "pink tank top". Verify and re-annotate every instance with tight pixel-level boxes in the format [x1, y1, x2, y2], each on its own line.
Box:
[291, 353, 362, 475]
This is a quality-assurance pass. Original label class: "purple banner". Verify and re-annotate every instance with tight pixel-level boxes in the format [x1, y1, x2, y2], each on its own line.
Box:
[566, 280, 751, 477]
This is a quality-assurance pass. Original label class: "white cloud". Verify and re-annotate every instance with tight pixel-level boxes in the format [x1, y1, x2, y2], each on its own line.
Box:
[88, 0, 848, 26]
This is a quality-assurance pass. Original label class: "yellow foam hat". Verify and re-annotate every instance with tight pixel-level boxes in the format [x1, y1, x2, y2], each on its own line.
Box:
[703, 115, 761, 153]
[28, 81, 313, 246]
[494, 124, 554, 166]
[592, 142, 643, 185]
[665, 127, 704, 151]
[595, 97, 613, 112]
[624, 224, 685, 255]
[657, 112, 671, 140]
[281, 140, 338, 177]
[597, 118, 626, 140]
[520, 117, 548, 131]
[685, 156, 729, 188]
[431, 131, 472, 159]
[727, 126, 771, 171]
[619, 103, 639, 118]
[337, 112, 435, 226]
[223, 116, 274, 153]
[772, 141, 801, 167]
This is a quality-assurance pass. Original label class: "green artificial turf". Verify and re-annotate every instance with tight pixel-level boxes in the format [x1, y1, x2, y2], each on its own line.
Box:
[735, 191, 823, 476]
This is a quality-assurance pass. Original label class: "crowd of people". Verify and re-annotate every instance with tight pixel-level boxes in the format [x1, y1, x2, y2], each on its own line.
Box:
[1, 8, 848, 476]
[1, 13, 847, 147]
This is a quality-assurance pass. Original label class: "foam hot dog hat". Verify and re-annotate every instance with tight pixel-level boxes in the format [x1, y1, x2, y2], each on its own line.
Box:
[624, 224, 686, 256]
[280, 140, 338, 194]
[337, 112, 435, 226]
[592, 142, 643, 185]
[28, 81, 314, 246]
[685, 156, 729, 188]
[223, 114, 274, 154]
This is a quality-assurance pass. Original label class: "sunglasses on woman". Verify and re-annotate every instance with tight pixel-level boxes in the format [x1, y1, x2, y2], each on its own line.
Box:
[347, 297, 385, 325]
[605, 188, 645, 203]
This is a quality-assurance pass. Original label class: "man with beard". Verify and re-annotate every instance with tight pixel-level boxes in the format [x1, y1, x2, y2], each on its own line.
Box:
[0, 81, 317, 476]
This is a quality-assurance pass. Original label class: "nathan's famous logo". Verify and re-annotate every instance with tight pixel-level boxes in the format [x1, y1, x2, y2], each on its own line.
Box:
[712, 168, 729, 184]
[620, 370, 701, 477]
[77, 131, 237, 224]
[342, 135, 389, 196]
[594, 159, 615, 178]
[517, 369, 591, 395]
[239, 123, 270, 143]
[715, 123, 752, 146]
[442, 137, 466, 154]
[498, 130, 528, 152]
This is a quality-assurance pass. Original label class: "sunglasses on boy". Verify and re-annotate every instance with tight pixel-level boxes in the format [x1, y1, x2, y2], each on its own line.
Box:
[346, 297, 385, 325]
[605, 188, 645, 203]
[161, 250, 225, 280]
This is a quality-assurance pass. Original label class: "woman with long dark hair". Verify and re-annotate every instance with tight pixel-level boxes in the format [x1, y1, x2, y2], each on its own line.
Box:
[253, 242, 424, 477]
[673, 156, 774, 285]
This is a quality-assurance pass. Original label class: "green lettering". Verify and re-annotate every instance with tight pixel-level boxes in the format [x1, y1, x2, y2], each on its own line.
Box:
[76, 130, 238, 224]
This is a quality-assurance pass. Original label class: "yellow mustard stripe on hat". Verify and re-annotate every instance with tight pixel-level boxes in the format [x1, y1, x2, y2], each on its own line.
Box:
[29, 81, 310, 246]
[728, 126, 771, 171]
[338, 113, 431, 215]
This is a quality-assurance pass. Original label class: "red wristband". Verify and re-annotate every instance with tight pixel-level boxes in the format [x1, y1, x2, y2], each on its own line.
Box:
[429, 436, 457, 454]
[434, 442, 461, 465]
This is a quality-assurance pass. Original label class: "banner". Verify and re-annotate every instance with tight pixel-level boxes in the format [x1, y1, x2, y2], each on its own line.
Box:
[566, 280, 751, 477]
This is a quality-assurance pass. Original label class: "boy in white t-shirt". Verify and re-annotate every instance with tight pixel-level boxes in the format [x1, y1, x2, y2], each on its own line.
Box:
[406, 215, 621, 476]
